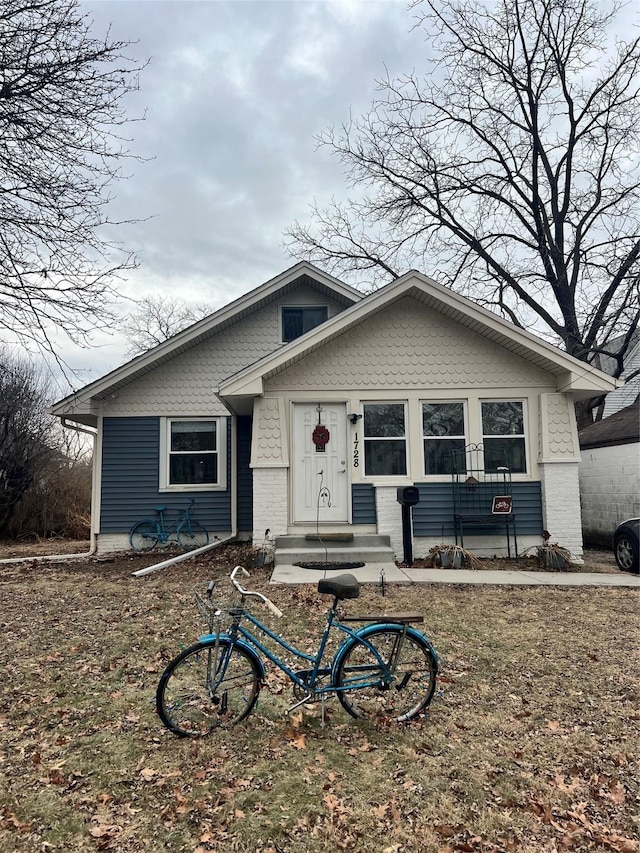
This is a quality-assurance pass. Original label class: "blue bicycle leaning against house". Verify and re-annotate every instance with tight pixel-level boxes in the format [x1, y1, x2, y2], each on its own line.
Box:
[129, 498, 209, 552]
[156, 566, 439, 737]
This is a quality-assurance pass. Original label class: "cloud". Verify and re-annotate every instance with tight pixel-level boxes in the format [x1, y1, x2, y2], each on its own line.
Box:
[53, 0, 424, 383]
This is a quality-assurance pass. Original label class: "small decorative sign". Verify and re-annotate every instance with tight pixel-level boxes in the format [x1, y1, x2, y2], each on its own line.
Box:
[492, 495, 513, 514]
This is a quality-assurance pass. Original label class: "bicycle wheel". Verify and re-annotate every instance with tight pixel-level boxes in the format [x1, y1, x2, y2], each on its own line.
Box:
[334, 626, 437, 722]
[130, 520, 159, 552]
[156, 639, 261, 737]
[177, 520, 209, 550]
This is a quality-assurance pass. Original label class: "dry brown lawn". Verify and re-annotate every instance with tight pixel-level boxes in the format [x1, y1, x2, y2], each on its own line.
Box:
[0, 544, 638, 853]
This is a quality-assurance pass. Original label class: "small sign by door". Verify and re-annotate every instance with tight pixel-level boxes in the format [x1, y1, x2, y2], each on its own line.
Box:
[492, 495, 513, 514]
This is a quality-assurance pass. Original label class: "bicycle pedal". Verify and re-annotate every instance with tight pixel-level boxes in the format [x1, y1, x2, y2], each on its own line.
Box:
[287, 694, 313, 715]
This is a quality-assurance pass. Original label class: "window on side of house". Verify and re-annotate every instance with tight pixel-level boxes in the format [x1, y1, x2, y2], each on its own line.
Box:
[481, 401, 527, 473]
[422, 402, 467, 475]
[363, 403, 407, 476]
[161, 418, 225, 490]
[281, 306, 328, 342]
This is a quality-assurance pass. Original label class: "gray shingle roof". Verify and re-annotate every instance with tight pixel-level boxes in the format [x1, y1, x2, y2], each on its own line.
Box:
[578, 397, 640, 448]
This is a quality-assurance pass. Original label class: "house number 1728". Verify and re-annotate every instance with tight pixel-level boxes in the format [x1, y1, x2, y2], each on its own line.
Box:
[353, 433, 359, 468]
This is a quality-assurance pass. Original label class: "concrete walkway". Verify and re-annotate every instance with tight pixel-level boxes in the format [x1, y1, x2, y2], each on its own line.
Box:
[270, 562, 640, 587]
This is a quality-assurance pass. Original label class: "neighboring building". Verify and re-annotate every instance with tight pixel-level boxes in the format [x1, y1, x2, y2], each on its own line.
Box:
[598, 331, 640, 418]
[578, 398, 640, 547]
[51, 262, 619, 561]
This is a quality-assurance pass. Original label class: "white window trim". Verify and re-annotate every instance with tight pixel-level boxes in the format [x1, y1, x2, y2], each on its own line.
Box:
[421, 400, 468, 478]
[362, 401, 409, 479]
[479, 398, 529, 476]
[159, 417, 227, 492]
[280, 304, 329, 343]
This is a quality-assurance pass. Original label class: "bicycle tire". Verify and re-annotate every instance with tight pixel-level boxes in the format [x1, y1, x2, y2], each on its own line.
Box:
[130, 520, 159, 552]
[156, 639, 261, 737]
[334, 625, 437, 722]
[177, 519, 209, 550]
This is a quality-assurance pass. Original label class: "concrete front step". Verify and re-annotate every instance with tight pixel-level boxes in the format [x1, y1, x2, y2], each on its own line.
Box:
[274, 534, 394, 566]
[276, 534, 391, 550]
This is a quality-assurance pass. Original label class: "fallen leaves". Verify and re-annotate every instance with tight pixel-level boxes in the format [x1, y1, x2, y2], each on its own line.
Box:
[529, 797, 638, 853]
[0, 550, 637, 853]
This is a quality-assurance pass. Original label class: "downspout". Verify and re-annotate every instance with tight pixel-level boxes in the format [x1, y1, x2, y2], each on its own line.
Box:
[131, 533, 237, 577]
[0, 418, 99, 565]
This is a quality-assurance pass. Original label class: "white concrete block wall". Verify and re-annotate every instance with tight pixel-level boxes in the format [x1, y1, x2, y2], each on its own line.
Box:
[412, 535, 541, 560]
[375, 486, 404, 559]
[579, 443, 640, 544]
[252, 467, 289, 542]
[539, 462, 584, 560]
[96, 533, 129, 554]
[96, 530, 237, 555]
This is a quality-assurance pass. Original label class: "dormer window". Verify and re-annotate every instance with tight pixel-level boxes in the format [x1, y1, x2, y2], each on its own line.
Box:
[281, 306, 328, 342]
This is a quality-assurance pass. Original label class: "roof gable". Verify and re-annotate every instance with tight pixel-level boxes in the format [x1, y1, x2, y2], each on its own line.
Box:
[267, 295, 554, 392]
[51, 262, 361, 423]
[219, 270, 619, 407]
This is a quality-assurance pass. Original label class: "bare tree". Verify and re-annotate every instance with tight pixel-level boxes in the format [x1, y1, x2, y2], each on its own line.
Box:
[286, 0, 640, 421]
[122, 295, 212, 357]
[0, 348, 93, 538]
[0, 0, 146, 355]
[0, 350, 53, 535]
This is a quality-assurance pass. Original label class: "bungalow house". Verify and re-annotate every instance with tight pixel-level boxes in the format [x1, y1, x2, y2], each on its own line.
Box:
[50, 262, 618, 562]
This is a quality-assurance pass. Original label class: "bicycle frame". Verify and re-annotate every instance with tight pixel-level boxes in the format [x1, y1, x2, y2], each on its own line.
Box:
[200, 603, 411, 698]
[154, 502, 195, 543]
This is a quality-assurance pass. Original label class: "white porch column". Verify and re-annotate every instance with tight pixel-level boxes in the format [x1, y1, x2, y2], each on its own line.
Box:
[538, 393, 584, 560]
[251, 397, 289, 542]
[252, 467, 288, 542]
[539, 461, 584, 559]
[375, 486, 403, 559]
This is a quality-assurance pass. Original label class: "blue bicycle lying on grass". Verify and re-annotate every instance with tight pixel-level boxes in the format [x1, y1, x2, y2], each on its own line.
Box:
[156, 566, 439, 736]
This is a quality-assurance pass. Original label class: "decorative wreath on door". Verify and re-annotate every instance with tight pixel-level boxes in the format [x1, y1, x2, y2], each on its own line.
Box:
[312, 423, 330, 450]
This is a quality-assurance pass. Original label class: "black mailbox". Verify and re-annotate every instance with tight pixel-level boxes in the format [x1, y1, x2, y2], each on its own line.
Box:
[397, 486, 420, 506]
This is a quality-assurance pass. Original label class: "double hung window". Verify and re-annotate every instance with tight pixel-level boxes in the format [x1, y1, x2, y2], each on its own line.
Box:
[422, 402, 466, 475]
[161, 418, 225, 490]
[481, 401, 527, 473]
[363, 403, 407, 476]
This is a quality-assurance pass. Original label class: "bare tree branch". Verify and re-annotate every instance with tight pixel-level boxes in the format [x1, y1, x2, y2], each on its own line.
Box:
[0, 0, 147, 354]
[285, 0, 640, 388]
[122, 296, 212, 358]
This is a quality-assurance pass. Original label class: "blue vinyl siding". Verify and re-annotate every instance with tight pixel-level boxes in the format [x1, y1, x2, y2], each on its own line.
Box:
[411, 481, 543, 538]
[100, 417, 232, 533]
[352, 483, 376, 524]
[237, 416, 253, 533]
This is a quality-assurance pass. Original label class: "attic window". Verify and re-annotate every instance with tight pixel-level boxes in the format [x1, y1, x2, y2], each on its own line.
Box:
[281, 306, 328, 342]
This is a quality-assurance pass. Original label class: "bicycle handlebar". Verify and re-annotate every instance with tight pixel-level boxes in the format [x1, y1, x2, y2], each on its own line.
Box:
[230, 565, 284, 618]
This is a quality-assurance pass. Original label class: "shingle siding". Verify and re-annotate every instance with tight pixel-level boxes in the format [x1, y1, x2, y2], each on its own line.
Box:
[103, 284, 350, 417]
[100, 417, 232, 533]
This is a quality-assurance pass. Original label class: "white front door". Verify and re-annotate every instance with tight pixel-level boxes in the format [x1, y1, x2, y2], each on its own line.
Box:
[292, 403, 349, 524]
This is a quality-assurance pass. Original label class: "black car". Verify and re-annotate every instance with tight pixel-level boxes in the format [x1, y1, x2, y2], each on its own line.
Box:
[613, 518, 639, 573]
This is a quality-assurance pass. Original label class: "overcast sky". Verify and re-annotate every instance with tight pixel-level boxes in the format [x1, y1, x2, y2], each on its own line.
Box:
[54, 0, 427, 386]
